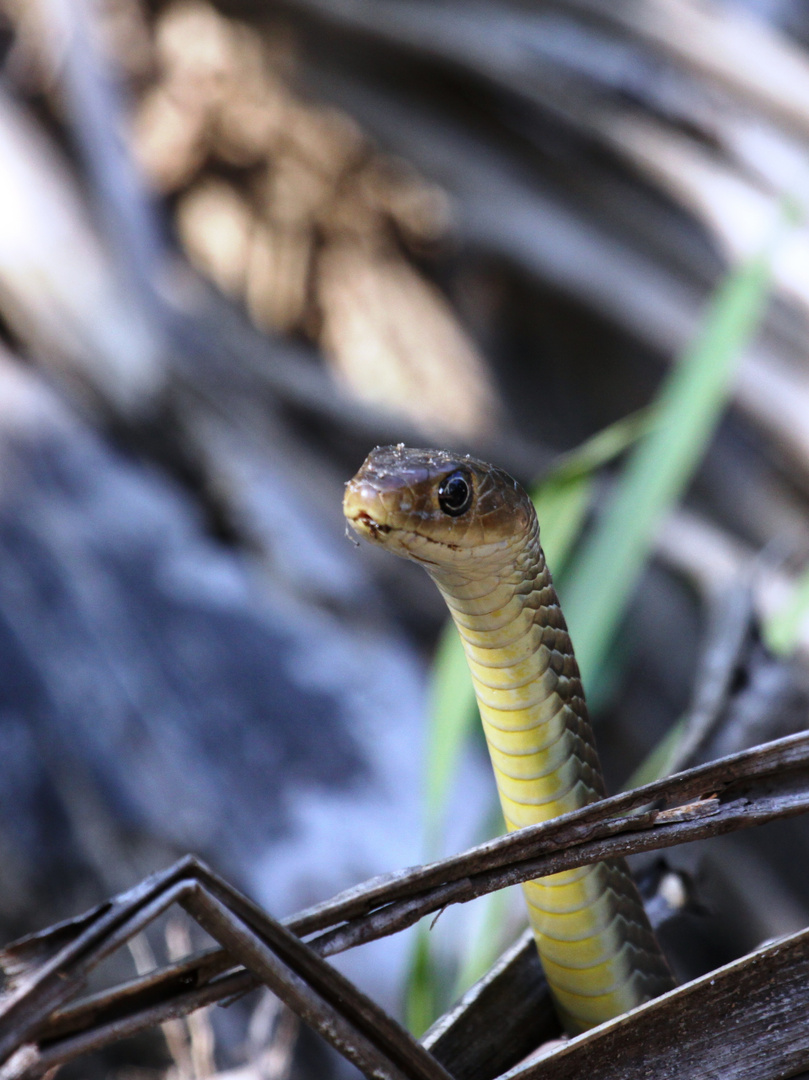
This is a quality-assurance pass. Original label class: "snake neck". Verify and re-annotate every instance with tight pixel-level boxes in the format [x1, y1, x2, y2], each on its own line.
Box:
[429, 514, 606, 831]
[427, 512, 674, 1032]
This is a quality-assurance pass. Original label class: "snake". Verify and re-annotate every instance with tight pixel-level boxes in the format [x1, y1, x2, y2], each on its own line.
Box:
[343, 444, 674, 1035]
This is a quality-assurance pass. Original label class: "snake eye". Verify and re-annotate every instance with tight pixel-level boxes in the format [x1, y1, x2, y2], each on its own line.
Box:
[438, 470, 473, 517]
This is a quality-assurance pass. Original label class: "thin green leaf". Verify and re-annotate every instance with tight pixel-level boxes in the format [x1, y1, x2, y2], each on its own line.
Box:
[532, 407, 655, 575]
[532, 472, 593, 577]
[424, 625, 478, 857]
[766, 562, 809, 655]
[405, 924, 438, 1037]
[413, 221, 784, 1035]
[538, 407, 655, 485]
[452, 887, 514, 998]
[625, 714, 689, 790]
[560, 246, 777, 692]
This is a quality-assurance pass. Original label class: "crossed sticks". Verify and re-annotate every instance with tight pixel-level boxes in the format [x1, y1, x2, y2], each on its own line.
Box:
[3, 731, 809, 1080]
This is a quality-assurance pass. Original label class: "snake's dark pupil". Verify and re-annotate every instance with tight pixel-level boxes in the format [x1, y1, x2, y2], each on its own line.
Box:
[438, 471, 472, 516]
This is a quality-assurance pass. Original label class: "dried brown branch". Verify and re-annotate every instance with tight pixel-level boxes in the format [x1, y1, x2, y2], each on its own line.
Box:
[0, 861, 453, 1080]
[32, 954, 254, 1074]
[2, 731, 809, 1078]
[423, 930, 557, 1080]
[656, 584, 757, 776]
[290, 729, 809, 949]
[510, 924, 809, 1080]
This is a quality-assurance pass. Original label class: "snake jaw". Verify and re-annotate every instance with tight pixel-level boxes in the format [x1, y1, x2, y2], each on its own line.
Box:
[345, 507, 434, 564]
[349, 510, 391, 541]
[344, 497, 443, 568]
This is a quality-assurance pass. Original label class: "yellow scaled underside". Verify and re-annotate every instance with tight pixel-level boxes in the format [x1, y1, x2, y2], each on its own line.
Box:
[451, 597, 660, 1034]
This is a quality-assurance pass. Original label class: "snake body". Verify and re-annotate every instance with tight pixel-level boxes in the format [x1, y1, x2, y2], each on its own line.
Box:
[344, 445, 674, 1034]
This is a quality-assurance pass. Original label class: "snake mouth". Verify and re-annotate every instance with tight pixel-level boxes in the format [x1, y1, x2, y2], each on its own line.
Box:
[346, 510, 443, 567]
[348, 510, 464, 561]
[348, 510, 391, 540]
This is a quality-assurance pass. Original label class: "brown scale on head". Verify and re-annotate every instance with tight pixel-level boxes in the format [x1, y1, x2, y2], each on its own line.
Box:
[343, 445, 535, 580]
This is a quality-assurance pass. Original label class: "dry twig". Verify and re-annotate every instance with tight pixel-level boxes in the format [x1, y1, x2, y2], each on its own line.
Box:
[2, 732, 809, 1078]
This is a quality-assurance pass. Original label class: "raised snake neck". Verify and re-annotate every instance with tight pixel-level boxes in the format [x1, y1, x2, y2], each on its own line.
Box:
[344, 445, 674, 1033]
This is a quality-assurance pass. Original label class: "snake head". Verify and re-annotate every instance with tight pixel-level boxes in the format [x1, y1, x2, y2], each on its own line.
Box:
[343, 444, 534, 578]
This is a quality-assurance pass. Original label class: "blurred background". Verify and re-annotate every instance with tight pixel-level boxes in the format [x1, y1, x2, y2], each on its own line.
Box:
[3, 0, 809, 1076]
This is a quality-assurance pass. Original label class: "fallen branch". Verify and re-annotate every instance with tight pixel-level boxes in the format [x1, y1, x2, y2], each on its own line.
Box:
[2, 731, 809, 1078]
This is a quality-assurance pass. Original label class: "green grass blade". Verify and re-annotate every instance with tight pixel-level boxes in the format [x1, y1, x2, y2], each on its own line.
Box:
[766, 562, 809, 655]
[452, 887, 514, 997]
[538, 407, 655, 486]
[625, 713, 689, 789]
[532, 470, 594, 576]
[561, 249, 776, 692]
[424, 623, 478, 857]
[405, 924, 438, 1038]
[532, 407, 654, 573]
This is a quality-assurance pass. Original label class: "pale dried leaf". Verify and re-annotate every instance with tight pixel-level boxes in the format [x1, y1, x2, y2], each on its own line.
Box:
[317, 243, 498, 439]
[176, 179, 256, 297]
